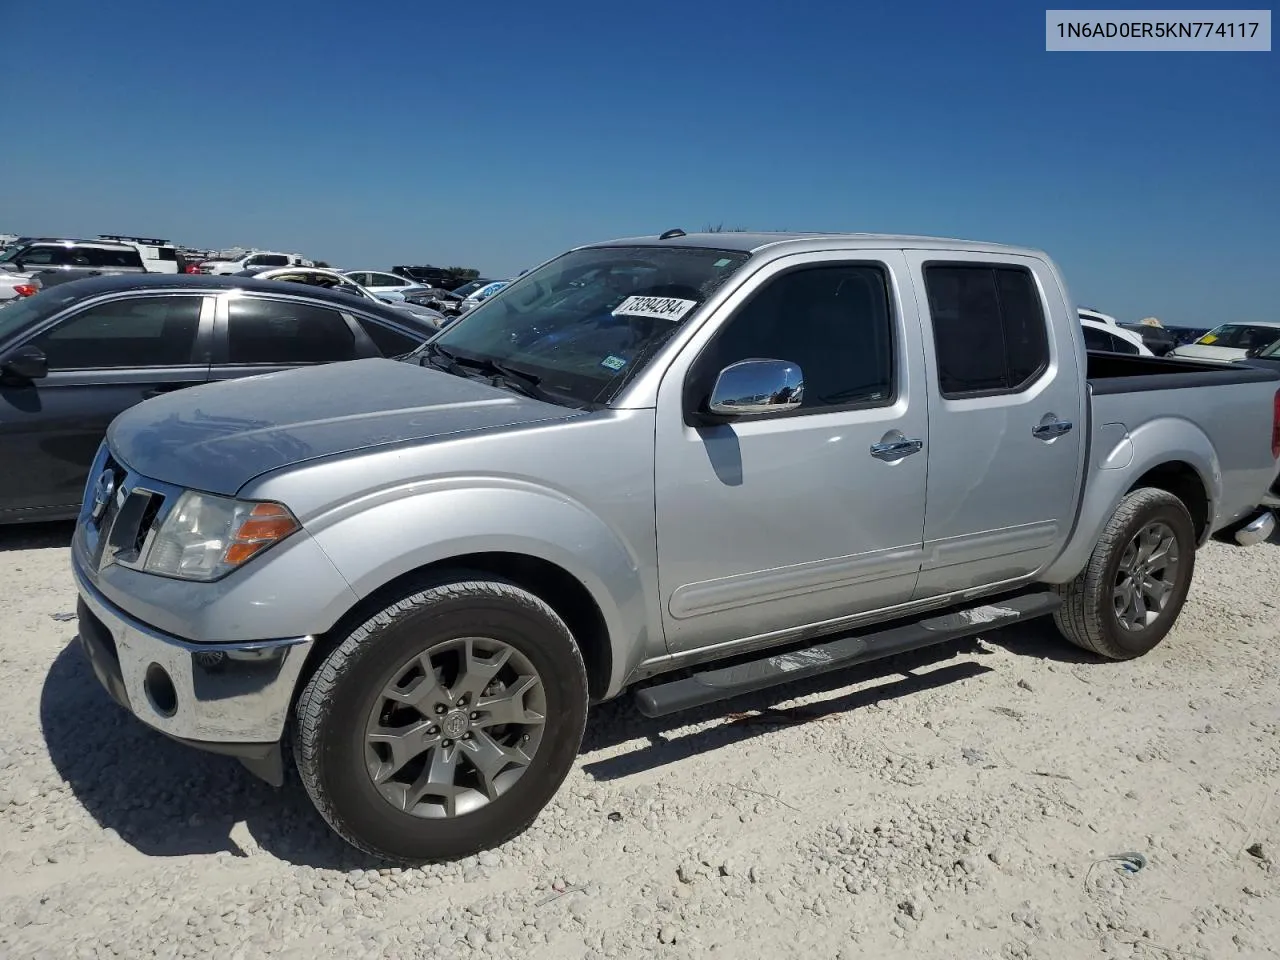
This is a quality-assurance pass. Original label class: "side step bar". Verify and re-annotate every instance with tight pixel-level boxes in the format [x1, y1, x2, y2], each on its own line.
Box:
[633, 591, 1062, 719]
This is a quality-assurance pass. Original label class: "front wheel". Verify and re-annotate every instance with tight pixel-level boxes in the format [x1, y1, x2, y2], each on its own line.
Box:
[1053, 487, 1196, 660]
[293, 577, 588, 864]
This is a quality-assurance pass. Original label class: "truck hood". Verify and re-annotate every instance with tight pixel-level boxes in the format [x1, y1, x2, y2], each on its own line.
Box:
[106, 358, 582, 495]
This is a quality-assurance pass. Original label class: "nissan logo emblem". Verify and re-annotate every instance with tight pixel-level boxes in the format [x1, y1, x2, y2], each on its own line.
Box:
[90, 470, 116, 520]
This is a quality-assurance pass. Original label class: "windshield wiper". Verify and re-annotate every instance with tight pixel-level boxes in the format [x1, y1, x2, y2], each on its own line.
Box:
[455, 355, 548, 401]
[417, 342, 468, 376]
[417, 343, 560, 404]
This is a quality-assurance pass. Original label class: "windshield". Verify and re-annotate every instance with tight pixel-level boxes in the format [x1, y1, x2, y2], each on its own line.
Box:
[1196, 324, 1280, 350]
[0, 288, 83, 343]
[422, 245, 752, 407]
[0, 246, 23, 264]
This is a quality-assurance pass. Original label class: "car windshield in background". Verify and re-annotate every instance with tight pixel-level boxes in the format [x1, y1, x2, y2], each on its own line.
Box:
[1196, 324, 1280, 350]
[0, 288, 82, 342]
[426, 245, 752, 407]
[0, 246, 22, 264]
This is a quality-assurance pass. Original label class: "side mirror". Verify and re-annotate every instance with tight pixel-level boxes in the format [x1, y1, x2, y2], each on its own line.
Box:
[1245, 345, 1262, 359]
[707, 359, 804, 418]
[0, 344, 49, 381]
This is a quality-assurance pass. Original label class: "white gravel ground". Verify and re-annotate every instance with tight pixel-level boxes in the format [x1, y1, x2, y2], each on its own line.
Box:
[1, 521, 1277, 959]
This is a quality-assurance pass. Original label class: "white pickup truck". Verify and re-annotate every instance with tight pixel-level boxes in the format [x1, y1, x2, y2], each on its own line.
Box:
[199, 251, 313, 275]
[72, 231, 1280, 863]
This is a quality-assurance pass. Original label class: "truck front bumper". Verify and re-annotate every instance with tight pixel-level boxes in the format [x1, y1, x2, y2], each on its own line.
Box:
[73, 558, 314, 786]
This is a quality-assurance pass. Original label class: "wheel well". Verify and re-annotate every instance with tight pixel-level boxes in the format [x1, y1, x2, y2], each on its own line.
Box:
[1129, 461, 1210, 540]
[300, 553, 614, 703]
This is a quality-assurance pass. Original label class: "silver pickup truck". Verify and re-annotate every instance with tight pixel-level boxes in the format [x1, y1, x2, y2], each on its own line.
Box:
[70, 231, 1280, 863]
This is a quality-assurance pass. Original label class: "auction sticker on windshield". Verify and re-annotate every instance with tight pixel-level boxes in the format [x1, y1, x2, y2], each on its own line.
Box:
[612, 295, 698, 322]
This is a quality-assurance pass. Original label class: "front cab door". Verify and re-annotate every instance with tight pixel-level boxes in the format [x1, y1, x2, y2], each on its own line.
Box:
[0, 293, 213, 519]
[654, 251, 930, 655]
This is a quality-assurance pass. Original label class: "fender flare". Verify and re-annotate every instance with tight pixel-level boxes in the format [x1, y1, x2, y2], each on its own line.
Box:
[305, 479, 657, 696]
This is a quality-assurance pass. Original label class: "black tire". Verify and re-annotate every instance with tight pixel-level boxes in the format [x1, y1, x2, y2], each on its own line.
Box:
[1052, 487, 1196, 660]
[293, 576, 588, 864]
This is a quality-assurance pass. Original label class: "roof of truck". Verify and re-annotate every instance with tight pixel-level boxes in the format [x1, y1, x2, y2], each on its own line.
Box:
[581, 230, 1044, 257]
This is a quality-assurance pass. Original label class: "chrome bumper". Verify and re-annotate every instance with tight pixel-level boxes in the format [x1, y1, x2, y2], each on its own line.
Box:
[1234, 509, 1276, 547]
[72, 556, 315, 747]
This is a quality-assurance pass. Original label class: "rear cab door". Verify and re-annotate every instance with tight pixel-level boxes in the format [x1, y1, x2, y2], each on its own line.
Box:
[904, 249, 1087, 599]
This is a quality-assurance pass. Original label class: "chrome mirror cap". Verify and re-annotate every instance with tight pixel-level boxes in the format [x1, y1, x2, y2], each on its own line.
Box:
[708, 359, 804, 417]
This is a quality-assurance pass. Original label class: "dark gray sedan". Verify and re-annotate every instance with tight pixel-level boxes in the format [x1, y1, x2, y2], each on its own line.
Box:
[0, 274, 439, 524]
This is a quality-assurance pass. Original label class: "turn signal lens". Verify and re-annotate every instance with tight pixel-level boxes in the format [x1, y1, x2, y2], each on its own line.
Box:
[223, 503, 300, 565]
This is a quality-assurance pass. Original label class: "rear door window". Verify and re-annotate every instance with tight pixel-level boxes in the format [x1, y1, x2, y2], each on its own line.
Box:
[923, 264, 1050, 398]
[247, 254, 291, 268]
[226, 297, 358, 365]
[1082, 325, 1113, 352]
[81, 247, 145, 268]
[353, 315, 423, 356]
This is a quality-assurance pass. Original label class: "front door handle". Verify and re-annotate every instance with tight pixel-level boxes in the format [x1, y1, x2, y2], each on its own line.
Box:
[869, 438, 924, 461]
[1032, 418, 1073, 441]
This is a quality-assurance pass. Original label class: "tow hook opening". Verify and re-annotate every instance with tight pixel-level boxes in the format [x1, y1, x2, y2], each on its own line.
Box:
[144, 662, 178, 717]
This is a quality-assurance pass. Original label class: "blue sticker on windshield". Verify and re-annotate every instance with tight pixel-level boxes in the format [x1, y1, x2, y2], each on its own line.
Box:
[600, 355, 628, 371]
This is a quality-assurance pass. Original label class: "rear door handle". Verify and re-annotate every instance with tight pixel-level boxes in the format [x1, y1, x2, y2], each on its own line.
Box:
[869, 438, 924, 461]
[1032, 418, 1073, 440]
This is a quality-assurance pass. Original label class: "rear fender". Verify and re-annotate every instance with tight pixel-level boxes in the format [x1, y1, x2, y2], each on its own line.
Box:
[1040, 417, 1219, 583]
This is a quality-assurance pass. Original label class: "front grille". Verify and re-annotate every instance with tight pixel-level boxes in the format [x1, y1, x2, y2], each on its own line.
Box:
[81, 448, 172, 573]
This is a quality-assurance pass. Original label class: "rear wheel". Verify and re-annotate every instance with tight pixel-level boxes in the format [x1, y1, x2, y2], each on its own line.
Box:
[1053, 488, 1196, 659]
[293, 577, 588, 864]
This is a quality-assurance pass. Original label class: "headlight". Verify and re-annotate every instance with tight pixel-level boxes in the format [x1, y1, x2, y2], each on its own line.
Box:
[144, 491, 300, 581]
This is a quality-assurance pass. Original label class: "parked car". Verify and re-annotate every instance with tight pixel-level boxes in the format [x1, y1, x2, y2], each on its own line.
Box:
[68, 230, 1280, 863]
[403, 287, 470, 319]
[342, 270, 432, 302]
[0, 238, 148, 287]
[0, 274, 440, 523]
[0, 272, 40, 306]
[390, 265, 465, 288]
[1168, 321, 1280, 364]
[242, 267, 447, 329]
[97, 235, 181, 274]
[1080, 316, 1152, 355]
[448, 278, 495, 299]
[200, 251, 313, 275]
[455, 279, 511, 316]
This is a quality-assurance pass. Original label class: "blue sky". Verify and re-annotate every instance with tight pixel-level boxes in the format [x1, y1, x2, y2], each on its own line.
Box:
[2, 0, 1274, 326]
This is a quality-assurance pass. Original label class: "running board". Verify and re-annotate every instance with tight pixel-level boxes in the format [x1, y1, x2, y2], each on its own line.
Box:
[633, 591, 1062, 718]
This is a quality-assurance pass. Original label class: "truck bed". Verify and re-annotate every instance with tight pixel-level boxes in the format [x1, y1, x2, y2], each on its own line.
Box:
[1086, 351, 1280, 394]
[1085, 351, 1280, 535]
